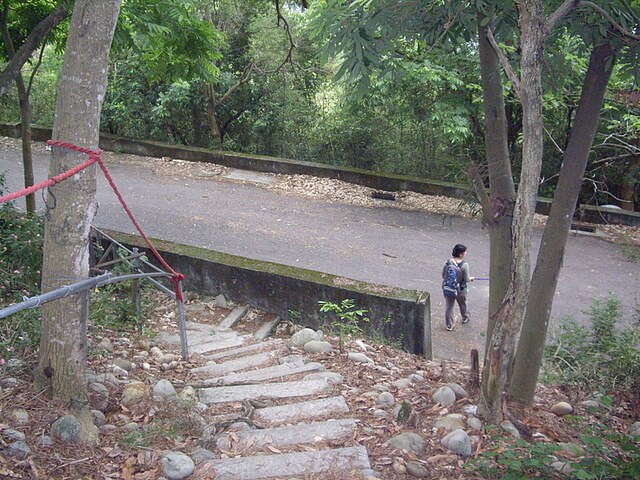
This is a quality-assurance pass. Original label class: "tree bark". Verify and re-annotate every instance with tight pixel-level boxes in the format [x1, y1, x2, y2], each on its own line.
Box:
[509, 39, 617, 406]
[35, 0, 121, 445]
[479, 0, 545, 423]
[0, 2, 68, 96]
[477, 14, 516, 351]
[206, 83, 222, 145]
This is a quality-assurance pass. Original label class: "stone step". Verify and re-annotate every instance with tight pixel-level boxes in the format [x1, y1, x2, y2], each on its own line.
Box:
[216, 419, 357, 451]
[189, 335, 249, 355]
[253, 317, 280, 340]
[201, 361, 324, 386]
[252, 396, 351, 427]
[203, 446, 371, 480]
[184, 320, 231, 332]
[198, 379, 333, 405]
[192, 350, 281, 377]
[157, 329, 237, 347]
[203, 339, 285, 361]
[219, 304, 250, 329]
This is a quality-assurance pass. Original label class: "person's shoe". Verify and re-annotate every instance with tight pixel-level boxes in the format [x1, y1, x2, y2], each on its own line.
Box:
[462, 317, 470, 324]
[446, 323, 454, 331]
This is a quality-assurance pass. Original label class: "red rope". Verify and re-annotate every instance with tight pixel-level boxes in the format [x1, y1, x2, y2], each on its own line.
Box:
[1, 140, 185, 300]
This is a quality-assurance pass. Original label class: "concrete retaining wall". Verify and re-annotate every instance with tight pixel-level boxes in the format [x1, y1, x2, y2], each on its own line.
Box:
[2, 122, 638, 226]
[97, 229, 432, 358]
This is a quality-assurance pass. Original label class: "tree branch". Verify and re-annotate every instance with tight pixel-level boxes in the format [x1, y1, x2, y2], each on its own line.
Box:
[577, 1, 640, 41]
[273, 0, 296, 73]
[486, 27, 521, 97]
[468, 164, 494, 222]
[218, 63, 255, 105]
[0, 2, 68, 96]
[545, 0, 579, 36]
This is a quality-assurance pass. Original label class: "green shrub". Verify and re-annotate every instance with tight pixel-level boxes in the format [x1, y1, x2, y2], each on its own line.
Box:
[468, 424, 640, 480]
[543, 295, 640, 394]
[0, 181, 44, 358]
[0, 195, 43, 301]
[318, 299, 369, 351]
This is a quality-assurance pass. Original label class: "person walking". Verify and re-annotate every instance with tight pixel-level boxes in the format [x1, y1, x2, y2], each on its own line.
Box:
[442, 244, 474, 331]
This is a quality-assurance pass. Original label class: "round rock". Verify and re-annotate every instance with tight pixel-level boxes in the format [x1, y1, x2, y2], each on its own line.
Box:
[500, 420, 521, 438]
[2, 428, 26, 442]
[303, 340, 333, 353]
[92, 410, 107, 427]
[88, 382, 109, 411]
[112, 358, 133, 372]
[406, 461, 429, 478]
[161, 451, 195, 480]
[289, 328, 319, 347]
[441, 429, 472, 457]
[446, 383, 468, 399]
[347, 352, 374, 364]
[51, 415, 81, 443]
[387, 432, 427, 453]
[435, 415, 466, 432]
[121, 381, 149, 407]
[4, 440, 31, 459]
[11, 409, 29, 425]
[377, 392, 395, 408]
[551, 401, 573, 416]
[431, 386, 456, 406]
[466, 416, 482, 432]
[153, 379, 177, 402]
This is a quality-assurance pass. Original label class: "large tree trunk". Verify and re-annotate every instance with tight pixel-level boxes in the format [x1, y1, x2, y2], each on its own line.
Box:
[34, 0, 121, 445]
[479, 0, 545, 423]
[477, 14, 515, 350]
[509, 39, 617, 406]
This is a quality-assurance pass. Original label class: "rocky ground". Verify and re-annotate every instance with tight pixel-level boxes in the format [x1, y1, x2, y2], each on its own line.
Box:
[1, 290, 639, 479]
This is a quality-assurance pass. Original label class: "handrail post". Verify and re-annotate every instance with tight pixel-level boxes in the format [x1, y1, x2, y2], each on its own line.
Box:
[176, 281, 189, 362]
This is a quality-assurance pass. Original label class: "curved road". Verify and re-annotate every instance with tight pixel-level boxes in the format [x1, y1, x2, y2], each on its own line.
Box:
[1, 138, 638, 361]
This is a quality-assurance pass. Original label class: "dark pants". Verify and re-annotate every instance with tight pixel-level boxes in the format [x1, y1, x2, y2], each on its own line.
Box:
[445, 292, 470, 328]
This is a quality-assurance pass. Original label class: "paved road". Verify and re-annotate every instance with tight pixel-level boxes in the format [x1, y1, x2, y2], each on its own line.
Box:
[1, 138, 638, 361]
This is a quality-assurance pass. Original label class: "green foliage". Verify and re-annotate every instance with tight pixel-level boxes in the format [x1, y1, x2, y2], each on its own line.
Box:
[114, 0, 224, 83]
[319, 298, 369, 350]
[89, 248, 148, 331]
[543, 295, 640, 394]
[0, 181, 43, 359]
[469, 424, 640, 480]
[0, 178, 43, 300]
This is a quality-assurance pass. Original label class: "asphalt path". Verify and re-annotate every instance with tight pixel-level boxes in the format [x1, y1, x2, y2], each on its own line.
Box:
[1, 139, 638, 361]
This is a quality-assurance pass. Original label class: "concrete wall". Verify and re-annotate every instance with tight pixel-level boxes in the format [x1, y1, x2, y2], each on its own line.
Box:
[2, 122, 638, 226]
[97, 229, 432, 358]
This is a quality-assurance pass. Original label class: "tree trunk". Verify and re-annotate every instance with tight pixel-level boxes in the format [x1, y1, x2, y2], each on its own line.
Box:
[0, 5, 35, 213]
[479, 0, 545, 423]
[619, 154, 639, 211]
[509, 39, 617, 406]
[17, 77, 35, 213]
[34, 0, 121, 445]
[477, 14, 516, 350]
[206, 83, 222, 145]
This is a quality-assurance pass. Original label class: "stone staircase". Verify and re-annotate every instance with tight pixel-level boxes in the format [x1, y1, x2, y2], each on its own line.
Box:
[159, 304, 375, 480]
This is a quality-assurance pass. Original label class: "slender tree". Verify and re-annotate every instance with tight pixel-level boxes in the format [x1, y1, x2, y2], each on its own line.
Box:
[34, 0, 121, 445]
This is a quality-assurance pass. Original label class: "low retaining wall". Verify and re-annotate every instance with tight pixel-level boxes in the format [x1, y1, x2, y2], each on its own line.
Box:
[2, 122, 638, 226]
[97, 229, 432, 358]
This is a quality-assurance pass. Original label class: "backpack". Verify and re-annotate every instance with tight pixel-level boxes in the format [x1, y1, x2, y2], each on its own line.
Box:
[442, 260, 462, 298]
